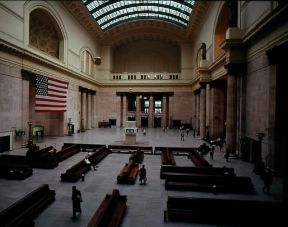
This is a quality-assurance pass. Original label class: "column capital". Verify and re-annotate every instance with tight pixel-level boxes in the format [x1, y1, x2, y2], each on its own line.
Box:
[79, 87, 87, 93]
[224, 62, 246, 75]
[79, 87, 96, 95]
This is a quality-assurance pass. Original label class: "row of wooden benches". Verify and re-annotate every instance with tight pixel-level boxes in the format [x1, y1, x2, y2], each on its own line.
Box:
[26, 143, 107, 169]
[0, 184, 127, 227]
[161, 165, 254, 194]
[158, 146, 211, 167]
[164, 196, 285, 225]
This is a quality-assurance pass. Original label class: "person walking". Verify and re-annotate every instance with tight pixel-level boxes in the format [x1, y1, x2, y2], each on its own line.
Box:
[180, 131, 185, 141]
[139, 164, 147, 185]
[72, 186, 82, 219]
[262, 168, 273, 194]
[224, 149, 230, 162]
[210, 145, 215, 160]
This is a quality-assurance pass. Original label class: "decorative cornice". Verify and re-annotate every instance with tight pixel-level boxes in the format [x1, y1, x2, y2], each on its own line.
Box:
[0, 39, 101, 86]
[243, 2, 288, 45]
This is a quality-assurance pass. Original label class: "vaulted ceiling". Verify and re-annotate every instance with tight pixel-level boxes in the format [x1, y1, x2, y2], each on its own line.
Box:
[62, 0, 210, 47]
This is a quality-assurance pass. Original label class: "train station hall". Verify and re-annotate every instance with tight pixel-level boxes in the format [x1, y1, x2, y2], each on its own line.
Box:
[0, 1, 287, 226]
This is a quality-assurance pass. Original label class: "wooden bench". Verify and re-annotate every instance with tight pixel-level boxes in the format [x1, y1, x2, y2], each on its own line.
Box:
[108, 145, 153, 154]
[88, 146, 111, 165]
[55, 144, 80, 162]
[63, 143, 105, 151]
[187, 150, 212, 167]
[129, 148, 144, 163]
[87, 189, 127, 227]
[161, 148, 176, 165]
[164, 196, 284, 225]
[0, 155, 33, 180]
[117, 160, 139, 184]
[0, 184, 56, 227]
[165, 175, 254, 194]
[61, 146, 111, 182]
[26, 146, 58, 169]
[61, 159, 91, 182]
[160, 165, 235, 179]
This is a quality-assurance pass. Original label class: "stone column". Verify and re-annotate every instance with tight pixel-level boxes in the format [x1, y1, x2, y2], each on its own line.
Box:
[226, 73, 237, 156]
[162, 95, 167, 128]
[80, 88, 86, 132]
[148, 95, 154, 128]
[91, 91, 96, 128]
[199, 85, 206, 137]
[205, 83, 210, 134]
[196, 91, 200, 134]
[122, 95, 127, 127]
[87, 91, 92, 129]
[193, 91, 197, 131]
[136, 95, 141, 128]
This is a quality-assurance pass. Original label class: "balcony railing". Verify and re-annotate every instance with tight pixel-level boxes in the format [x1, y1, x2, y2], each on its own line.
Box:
[111, 72, 180, 81]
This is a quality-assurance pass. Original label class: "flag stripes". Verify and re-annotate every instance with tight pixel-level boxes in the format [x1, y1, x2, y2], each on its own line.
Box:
[35, 75, 68, 112]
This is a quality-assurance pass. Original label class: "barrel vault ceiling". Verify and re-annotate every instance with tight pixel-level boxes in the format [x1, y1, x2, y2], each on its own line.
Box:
[61, 0, 210, 47]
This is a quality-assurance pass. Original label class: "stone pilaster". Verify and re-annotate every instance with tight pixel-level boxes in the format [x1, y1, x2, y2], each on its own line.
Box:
[122, 95, 127, 127]
[80, 88, 87, 132]
[136, 95, 141, 128]
[87, 91, 91, 129]
[162, 96, 167, 128]
[148, 95, 154, 128]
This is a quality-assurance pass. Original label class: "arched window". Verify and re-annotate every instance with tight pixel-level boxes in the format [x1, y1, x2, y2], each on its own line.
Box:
[29, 9, 63, 59]
[214, 3, 230, 59]
[81, 50, 93, 76]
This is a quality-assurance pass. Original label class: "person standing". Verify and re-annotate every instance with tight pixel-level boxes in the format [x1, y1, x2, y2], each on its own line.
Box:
[139, 164, 147, 185]
[72, 186, 82, 219]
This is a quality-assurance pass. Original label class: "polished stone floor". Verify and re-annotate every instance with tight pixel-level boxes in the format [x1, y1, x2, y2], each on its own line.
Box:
[0, 128, 284, 227]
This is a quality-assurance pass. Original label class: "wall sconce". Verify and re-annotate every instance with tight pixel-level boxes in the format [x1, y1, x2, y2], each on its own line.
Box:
[94, 57, 101, 65]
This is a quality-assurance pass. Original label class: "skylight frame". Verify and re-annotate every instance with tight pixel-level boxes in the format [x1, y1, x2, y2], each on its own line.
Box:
[83, 0, 194, 31]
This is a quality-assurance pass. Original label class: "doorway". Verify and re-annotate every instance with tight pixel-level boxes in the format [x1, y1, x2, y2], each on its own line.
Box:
[141, 117, 148, 128]
[154, 117, 162, 128]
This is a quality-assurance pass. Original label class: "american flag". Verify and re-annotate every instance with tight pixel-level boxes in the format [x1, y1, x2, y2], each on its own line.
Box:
[35, 75, 68, 112]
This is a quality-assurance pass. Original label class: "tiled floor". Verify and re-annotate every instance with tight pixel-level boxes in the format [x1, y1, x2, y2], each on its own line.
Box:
[0, 128, 284, 227]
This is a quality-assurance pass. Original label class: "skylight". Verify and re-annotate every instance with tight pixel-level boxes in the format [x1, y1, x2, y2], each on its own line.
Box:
[82, 0, 194, 31]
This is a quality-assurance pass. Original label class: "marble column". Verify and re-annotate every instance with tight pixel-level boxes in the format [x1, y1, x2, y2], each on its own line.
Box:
[148, 95, 154, 128]
[162, 95, 167, 128]
[226, 73, 237, 155]
[87, 91, 92, 129]
[136, 95, 141, 128]
[196, 91, 200, 134]
[199, 85, 206, 137]
[91, 91, 95, 128]
[122, 95, 127, 127]
[80, 88, 86, 132]
[205, 83, 210, 133]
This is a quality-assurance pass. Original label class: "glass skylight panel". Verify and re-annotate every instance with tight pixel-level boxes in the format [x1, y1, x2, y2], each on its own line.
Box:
[82, 0, 194, 31]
